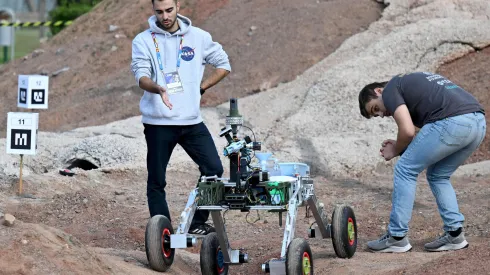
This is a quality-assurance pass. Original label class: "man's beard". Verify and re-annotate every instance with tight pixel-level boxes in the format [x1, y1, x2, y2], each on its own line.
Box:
[157, 19, 176, 31]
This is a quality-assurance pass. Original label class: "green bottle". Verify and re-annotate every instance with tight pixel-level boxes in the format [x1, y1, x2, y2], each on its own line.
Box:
[268, 182, 284, 205]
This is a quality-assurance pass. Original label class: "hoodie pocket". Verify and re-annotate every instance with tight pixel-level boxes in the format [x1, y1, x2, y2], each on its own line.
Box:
[140, 92, 178, 119]
[167, 81, 200, 120]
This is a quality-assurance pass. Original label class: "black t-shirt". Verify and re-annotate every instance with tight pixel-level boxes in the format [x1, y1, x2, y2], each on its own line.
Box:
[382, 72, 485, 128]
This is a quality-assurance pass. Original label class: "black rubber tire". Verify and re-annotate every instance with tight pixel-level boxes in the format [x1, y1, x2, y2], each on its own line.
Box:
[200, 232, 228, 275]
[286, 238, 313, 275]
[145, 215, 175, 272]
[331, 204, 357, 258]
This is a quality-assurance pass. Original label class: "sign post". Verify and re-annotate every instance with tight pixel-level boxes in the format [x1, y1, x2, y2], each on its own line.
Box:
[0, 8, 15, 63]
[6, 112, 39, 195]
[19, 154, 24, 194]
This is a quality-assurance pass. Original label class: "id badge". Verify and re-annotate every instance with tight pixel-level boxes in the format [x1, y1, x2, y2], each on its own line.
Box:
[164, 71, 184, 95]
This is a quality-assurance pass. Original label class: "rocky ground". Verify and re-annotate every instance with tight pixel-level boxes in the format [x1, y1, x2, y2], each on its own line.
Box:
[1, 0, 490, 274]
[1, 167, 489, 274]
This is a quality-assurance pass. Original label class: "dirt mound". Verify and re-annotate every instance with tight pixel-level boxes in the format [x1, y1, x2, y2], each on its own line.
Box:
[0, 0, 488, 183]
[0, 220, 199, 274]
[215, 0, 490, 177]
[0, 221, 110, 274]
[0, 169, 201, 275]
[0, 0, 382, 133]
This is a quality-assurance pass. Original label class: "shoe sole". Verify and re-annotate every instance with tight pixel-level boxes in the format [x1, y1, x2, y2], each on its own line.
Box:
[369, 243, 412, 253]
[425, 240, 469, 252]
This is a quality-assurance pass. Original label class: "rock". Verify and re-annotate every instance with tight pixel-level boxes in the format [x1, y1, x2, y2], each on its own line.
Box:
[101, 168, 112, 173]
[3, 214, 15, 226]
[32, 49, 45, 58]
[115, 191, 125, 195]
[52, 66, 70, 77]
[59, 134, 145, 169]
[109, 25, 119, 32]
[111, 45, 118, 52]
[115, 34, 127, 39]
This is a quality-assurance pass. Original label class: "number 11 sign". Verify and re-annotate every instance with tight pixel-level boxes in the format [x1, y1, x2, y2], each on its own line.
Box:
[6, 112, 39, 155]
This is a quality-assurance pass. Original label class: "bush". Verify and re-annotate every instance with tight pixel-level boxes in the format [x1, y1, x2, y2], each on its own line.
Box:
[48, 0, 102, 35]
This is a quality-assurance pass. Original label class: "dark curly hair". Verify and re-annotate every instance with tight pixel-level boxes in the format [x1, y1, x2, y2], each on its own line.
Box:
[358, 81, 388, 118]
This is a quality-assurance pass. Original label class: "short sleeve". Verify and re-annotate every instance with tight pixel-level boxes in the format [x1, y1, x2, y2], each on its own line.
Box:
[382, 77, 405, 114]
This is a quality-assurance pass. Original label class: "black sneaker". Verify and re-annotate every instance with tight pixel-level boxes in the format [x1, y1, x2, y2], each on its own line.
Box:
[189, 223, 216, 235]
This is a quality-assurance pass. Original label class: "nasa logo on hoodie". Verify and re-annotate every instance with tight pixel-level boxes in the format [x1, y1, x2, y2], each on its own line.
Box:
[181, 46, 195, 61]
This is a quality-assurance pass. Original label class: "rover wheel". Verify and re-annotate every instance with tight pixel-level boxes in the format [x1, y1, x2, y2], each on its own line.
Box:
[200, 232, 228, 275]
[286, 238, 313, 275]
[331, 204, 357, 258]
[145, 215, 175, 272]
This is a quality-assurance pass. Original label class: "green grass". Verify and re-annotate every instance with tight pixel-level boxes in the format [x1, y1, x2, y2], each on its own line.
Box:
[1, 28, 43, 63]
[14, 28, 42, 59]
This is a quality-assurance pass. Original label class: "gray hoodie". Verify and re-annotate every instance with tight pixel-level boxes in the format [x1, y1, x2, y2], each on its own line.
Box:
[131, 14, 231, 125]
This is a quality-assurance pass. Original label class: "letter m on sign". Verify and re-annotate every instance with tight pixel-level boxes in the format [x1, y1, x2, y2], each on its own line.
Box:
[15, 133, 27, 145]
[10, 129, 31, 150]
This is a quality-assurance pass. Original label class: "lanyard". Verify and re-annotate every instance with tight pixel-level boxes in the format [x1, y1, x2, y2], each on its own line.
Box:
[151, 32, 184, 73]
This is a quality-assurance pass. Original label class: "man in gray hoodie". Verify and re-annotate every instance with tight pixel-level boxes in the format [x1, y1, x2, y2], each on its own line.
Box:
[130, 0, 231, 235]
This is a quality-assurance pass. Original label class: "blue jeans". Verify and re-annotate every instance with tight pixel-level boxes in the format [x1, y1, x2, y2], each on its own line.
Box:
[388, 112, 486, 237]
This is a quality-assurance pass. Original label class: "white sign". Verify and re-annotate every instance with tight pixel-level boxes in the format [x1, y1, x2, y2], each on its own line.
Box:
[6, 112, 39, 155]
[0, 26, 12, 46]
[17, 75, 49, 109]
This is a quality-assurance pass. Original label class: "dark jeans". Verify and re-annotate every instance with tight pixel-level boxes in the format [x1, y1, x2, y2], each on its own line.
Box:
[144, 122, 224, 227]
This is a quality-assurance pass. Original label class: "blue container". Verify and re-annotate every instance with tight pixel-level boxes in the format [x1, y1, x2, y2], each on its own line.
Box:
[278, 162, 310, 177]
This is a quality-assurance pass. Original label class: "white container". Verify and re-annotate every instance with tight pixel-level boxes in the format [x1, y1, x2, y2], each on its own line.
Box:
[0, 26, 12, 46]
[278, 162, 310, 177]
[255, 152, 281, 176]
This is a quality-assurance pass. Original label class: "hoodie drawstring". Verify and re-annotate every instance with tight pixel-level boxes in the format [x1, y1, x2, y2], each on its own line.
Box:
[150, 31, 184, 74]
[163, 33, 168, 70]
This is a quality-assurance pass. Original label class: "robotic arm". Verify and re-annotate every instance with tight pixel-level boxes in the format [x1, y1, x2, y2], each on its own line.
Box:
[219, 98, 262, 188]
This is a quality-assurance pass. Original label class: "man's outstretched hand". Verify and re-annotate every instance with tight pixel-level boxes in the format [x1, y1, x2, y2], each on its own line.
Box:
[158, 86, 173, 110]
[138, 76, 173, 110]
